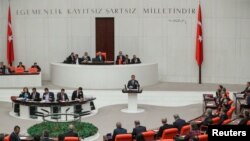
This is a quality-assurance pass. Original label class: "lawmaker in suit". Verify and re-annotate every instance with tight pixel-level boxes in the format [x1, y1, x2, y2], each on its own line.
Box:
[123, 54, 130, 64]
[43, 88, 55, 102]
[19, 87, 31, 100]
[157, 118, 174, 138]
[173, 114, 186, 131]
[10, 125, 21, 141]
[95, 51, 105, 62]
[241, 82, 250, 94]
[201, 109, 215, 126]
[57, 88, 69, 102]
[73, 54, 82, 65]
[30, 88, 40, 101]
[131, 55, 141, 64]
[240, 92, 250, 113]
[81, 52, 91, 63]
[112, 122, 127, 141]
[64, 124, 78, 137]
[0, 62, 6, 74]
[71, 87, 84, 101]
[17, 62, 25, 70]
[65, 52, 75, 64]
[127, 74, 140, 89]
[132, 120, 146, 139]
[116, 51, 126, 64]
[31, 62, 41, 72]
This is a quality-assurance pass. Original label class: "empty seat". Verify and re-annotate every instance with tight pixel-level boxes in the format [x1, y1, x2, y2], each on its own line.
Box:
[115, 134, 132, 141]
[180, 125, 191, 136]
[142, 130, 155, 141]
[64, 137, 79, 141]
[212, 117, 220, 125]
[222, 119, 232, 125]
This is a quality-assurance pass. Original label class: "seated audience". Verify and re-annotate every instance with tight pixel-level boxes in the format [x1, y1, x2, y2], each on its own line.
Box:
[131, 55, 141, 64]
[30, 88, 40, 101]
[71, 87, 84, 101]
[127, 74, 140, 89]
[33, 135, 41, 141]
[42, 88, 55, 102]
[238, 111, 250, 125]
[95, 51, 105, 62]
[57, 88, 69, 102]
[132, 120, 146, 139]
[41, 130, 53, 141]
[19, 87, 31, 100]
[241, 82, 250, 94]
[74, 54, 81, 64]
[57, 134, 64, 141]
[173, 114, 186, 131]
[65, 52, 75, 64]
[157, 118, 174, 138]
[201, 109, 214, 126]
[64, 124, 78, 137]
[218, 109, 228, 125]
[31, 62, 41, 72]
[10, 125, 21, 141]
[0, 62, 6, 74]
[112, 122, 127, 141]
[17, 62, 25, 70]
[240, 93, 250, 113]
[81, 52, 91, 63]
[183, 122, 200, 141]
[123, 54, 130, 64]
[116, 51, 125, 64]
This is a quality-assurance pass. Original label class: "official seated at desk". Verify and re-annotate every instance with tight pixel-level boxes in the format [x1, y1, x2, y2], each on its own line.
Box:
[42, 88, 55, 102]
[157, 118, 174, 138]
[116, 51, 126, 64]
[17, 62, 25, 70]
[132, 120, 146, 139]
[71, 87, 84, 101]
[81, 52, 91, 63]
[238, 111, 250, 125]
[124, 54, 130, 64]
[19, 87, 31, 100]
[57, 88, 69, 102]
[0, 61, 7, 74]
[64, 52, 75, 64]
[73, 54, 81, 65]
[240, 82, 250, 94]
[112, 122, 127, 141]
[240, 92, 250, 113]
[95, 51, 106, 62]
[127, 74, 140, 89]
[31, 62, 41, 72]
[30, 87, 40, 101]
[131, 55, 141, 64]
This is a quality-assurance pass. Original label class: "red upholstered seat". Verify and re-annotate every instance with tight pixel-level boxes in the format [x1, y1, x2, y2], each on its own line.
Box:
[212, 117, 220, 125]
[28, 67, 38, 73]
[115, 134, 132, 141]
[227, 106, 235, 119]
[15, 67, 24, 73]
[228, 100, 234, 106]
[180, 125, 191, 136]
[142, 130, 155, 141]
[96, 52, 107, 60]
[222, 119, 232, 125]
[197, 134, 208, 141]
[161, 128, 178, 139]
[4, 135, 10, 141]
[247, 120, 250, 125]
[64, 137, 79, 141]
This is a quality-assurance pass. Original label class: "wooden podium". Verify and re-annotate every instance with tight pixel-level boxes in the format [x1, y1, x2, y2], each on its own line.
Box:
[121, 88, 144, 113]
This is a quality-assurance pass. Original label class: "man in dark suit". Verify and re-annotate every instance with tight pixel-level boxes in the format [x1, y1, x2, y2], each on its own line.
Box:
[240, 92, 250, 113]
[131, 55, 141, 64]
[73, 54, 82, 64]
[10, 125, 21, 141]
[127, 75, 140, 89]
[0, 62, 6, 74]
[173, 114, 186, 131]
[41, 130, 53, 141]
[65, 52, 75, 64]
[112, 122, 127, 141]
[116, 51, 126, 64]
[201, 109, 214, 126]
[71, 87, 84, 101]
[132, 120, 146, 139]
[31, 62, 41, 72]
[123, 54, 130, 64]
[238, 111, 250, 125]
[30, 88, 40, 101]
[81, 52, 91, 63]
[241, 82, 250, 94]
[157, 118, 174, 138]
[95, 51, 105, 62]
[57, 88, 69, 102]
[17, 62, 25, 70]
[64, 124, 78, 137]
[42, 88, 55, 102]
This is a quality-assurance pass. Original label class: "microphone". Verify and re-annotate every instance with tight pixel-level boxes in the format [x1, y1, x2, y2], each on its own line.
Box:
[124, 84, 127, 91]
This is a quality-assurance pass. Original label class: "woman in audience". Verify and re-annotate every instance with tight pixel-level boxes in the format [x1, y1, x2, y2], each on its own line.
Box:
[19, 87, 31, 100]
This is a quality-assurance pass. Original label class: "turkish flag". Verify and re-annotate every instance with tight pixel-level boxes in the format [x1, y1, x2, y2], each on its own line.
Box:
[7, 5, 14, 66]
[195, 4, 203, 66]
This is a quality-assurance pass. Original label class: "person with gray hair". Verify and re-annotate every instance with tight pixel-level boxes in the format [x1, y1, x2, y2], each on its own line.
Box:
[201, 108, 214, 126]
[112, 122, 127, 141]
[64, 124, 78, 137]
[132, 120, 146, 139]
[173, 114, 186, 131]
[157, 118, 174, 138]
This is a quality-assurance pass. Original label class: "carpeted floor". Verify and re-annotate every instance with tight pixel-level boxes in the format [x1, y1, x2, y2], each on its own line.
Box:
[0, 101, 202, 141]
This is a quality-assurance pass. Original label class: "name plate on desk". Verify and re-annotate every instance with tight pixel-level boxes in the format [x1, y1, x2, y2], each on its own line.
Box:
[122, 89, 143, 93]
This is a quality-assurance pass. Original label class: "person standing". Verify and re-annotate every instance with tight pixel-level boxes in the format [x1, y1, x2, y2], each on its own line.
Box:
[127, 75, 140, 89]
[10, 126, 21, 141]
